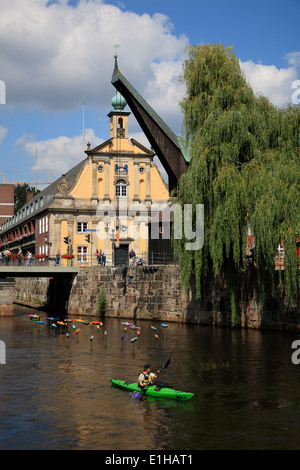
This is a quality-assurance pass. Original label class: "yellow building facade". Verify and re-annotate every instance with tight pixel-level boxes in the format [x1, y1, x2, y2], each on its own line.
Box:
[52, 91, 169, 266]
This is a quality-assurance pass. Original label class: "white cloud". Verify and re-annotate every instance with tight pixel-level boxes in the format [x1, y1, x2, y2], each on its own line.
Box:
[2, 0, 296, 122]
[0, 126, 8, 144]
[144, 60, 185, 133]
[1, 0, 299, 193]
[285, 52, 300, 68]
[0, 0, 188, 123]
[240, 60, 298, 108]
[16, 128, 103, 177]
[16, 125, 169, 183]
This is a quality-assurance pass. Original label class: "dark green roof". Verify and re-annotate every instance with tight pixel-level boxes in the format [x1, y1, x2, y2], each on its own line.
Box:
[177, 137, 191, 163]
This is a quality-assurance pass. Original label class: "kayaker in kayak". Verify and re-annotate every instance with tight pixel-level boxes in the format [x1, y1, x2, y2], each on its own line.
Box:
[138, 364, 160, 391]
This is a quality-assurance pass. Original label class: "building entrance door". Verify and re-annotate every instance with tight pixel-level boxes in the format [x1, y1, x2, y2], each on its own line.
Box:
[114, 244, 128, 266]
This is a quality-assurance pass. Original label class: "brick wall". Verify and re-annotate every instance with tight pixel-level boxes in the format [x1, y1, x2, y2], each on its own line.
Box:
[0, 184, 14, 224]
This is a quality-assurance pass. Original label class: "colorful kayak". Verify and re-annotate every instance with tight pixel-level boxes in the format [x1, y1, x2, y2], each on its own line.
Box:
[29, 314, 40, 321]
[110, 379, 194, 401]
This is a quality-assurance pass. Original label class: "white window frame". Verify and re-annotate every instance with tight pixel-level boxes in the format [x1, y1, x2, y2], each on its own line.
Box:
[116, 179, 127, 197]
[77, 221, 88, 233]
[77, 245, 88, 263]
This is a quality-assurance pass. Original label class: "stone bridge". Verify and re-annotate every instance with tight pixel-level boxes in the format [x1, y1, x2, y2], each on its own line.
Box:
[0, 265, 78, 316]
[0, 266, 78, 278]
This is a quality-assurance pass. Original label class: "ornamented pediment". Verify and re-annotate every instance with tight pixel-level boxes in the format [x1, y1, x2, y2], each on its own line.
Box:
[55, 174, 75, 201]
[57, 175, 72, 195]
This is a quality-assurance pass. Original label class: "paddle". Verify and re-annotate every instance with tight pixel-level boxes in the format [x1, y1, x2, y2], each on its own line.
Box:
[132, 358, 171, 399]
[162, 358, 171, 370]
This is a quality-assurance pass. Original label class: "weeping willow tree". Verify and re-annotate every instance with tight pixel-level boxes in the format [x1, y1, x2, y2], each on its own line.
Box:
[175, 43, 300, 325]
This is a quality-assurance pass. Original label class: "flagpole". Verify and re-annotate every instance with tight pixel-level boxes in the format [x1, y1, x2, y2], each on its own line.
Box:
[82, 96, 85, 141]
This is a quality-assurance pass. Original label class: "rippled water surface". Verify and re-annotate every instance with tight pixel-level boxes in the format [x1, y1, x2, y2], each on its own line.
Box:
[0, 305, 300, 450]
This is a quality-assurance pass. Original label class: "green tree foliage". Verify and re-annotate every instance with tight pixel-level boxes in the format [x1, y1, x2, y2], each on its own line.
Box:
[175, 44, 300, 323]
[14, 184, 40, 213]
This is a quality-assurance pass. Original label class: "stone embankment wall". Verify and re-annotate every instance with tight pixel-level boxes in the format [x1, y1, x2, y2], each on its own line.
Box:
[66, 266, 300, 332]
[14, 277, 51, 308]
[11, 265, 300, 332]
[68, 266, 186, 322]
[0, 278, 15, 316]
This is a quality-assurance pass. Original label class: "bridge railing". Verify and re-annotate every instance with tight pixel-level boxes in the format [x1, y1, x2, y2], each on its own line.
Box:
[0, 256, 58, 267]
[69, 252, 176, 267]
[0, 252, 176, 268]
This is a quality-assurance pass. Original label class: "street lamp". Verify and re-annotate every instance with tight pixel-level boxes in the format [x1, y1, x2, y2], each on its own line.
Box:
[44, 235, 52, 246]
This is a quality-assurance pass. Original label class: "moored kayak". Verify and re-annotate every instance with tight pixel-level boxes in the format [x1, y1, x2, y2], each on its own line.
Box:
[110, 379, 194, 401]
[29, 314, 40, 321]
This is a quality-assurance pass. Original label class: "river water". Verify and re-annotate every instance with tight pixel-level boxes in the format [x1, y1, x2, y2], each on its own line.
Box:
[0, 305, 299, 450]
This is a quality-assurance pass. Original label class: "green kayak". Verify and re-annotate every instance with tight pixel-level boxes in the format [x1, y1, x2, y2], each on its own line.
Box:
[110, 379, 194, 401]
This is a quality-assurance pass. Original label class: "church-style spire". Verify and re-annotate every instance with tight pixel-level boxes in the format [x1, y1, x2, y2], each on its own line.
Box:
[111, 91, 127, 111]
[108, 89, 130, 139]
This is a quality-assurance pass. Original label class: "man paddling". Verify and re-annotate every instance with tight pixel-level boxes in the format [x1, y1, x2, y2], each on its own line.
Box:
[138, 364, 160, 392]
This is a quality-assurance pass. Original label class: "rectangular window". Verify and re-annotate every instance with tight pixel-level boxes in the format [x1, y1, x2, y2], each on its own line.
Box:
[77, 246, 88, 263]
[116, 180, 127, 197]
[77, 222, 88, 233]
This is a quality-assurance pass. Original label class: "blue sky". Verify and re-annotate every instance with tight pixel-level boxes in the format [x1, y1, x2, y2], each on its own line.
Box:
[0, 0, 299, 187]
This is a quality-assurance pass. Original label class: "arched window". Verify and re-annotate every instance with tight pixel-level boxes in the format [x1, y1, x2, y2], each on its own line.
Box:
[116, 179, 127, 197]
[118, 117, 123, 128]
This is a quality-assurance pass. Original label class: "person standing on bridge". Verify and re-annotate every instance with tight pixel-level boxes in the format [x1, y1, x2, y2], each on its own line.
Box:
[55, 250, 60, 266]
[26, 251, 32, 266]
[129, 249, 136, 266]
[95, 249, 101, 265]
[4, 250, 10, 266]
[17, 248, 23, 266]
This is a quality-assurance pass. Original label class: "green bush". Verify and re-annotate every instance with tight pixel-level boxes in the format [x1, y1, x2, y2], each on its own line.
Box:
[98, 289, 106, 317]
